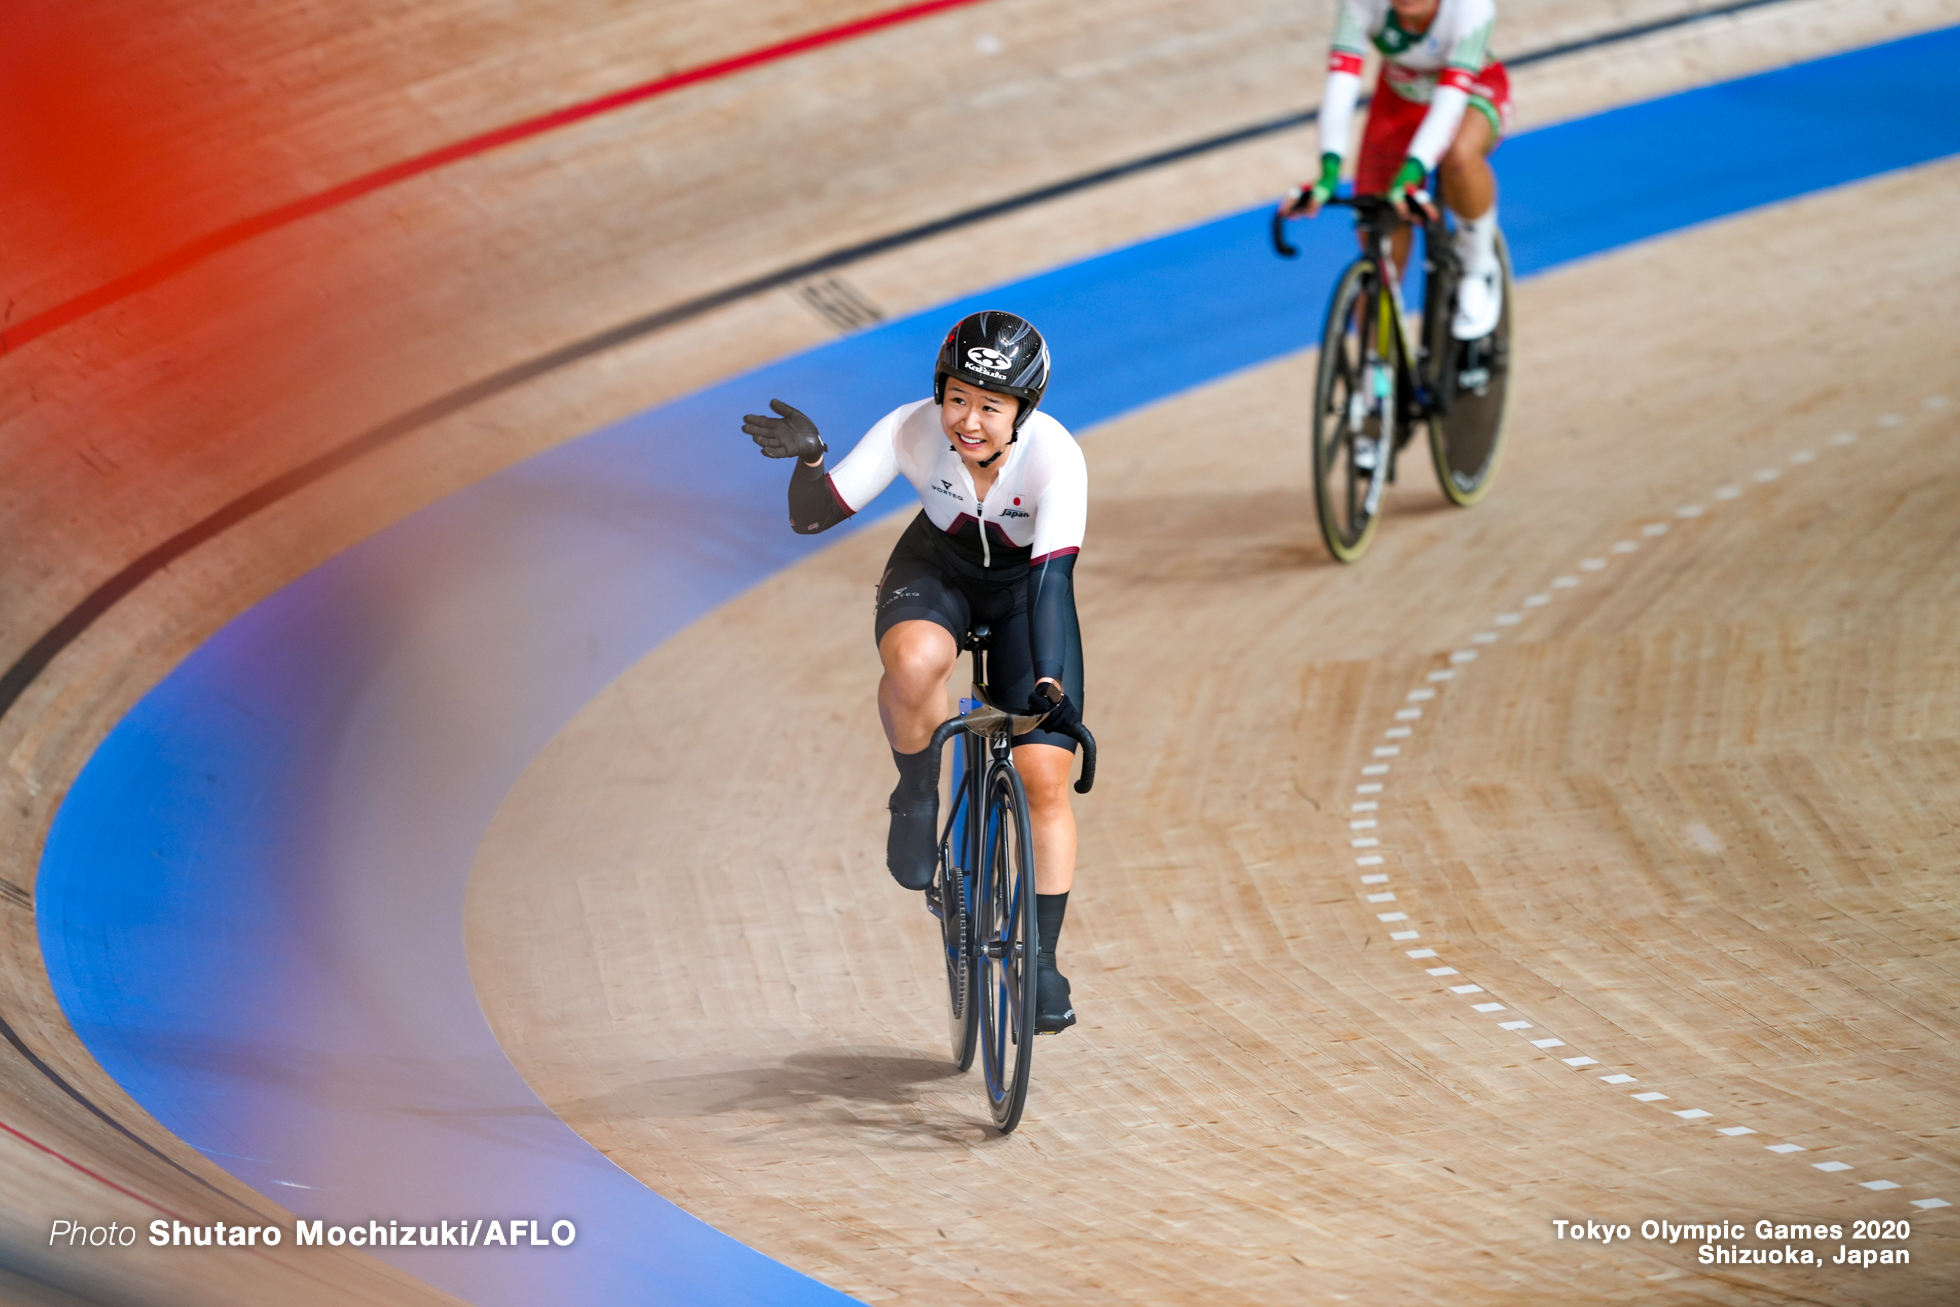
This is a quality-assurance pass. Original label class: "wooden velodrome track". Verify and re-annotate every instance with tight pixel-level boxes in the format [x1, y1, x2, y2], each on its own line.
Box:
[3, 0, 1958, 1303]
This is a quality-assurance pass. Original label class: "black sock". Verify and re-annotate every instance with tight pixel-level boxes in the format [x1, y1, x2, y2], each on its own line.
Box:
[891, 747, 933, 802]
[1036, 892, 1068, 969]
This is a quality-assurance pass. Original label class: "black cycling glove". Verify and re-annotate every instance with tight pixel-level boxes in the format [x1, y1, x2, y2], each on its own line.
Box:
[742, 399, 827, 461]
[1027, 685, 1081, 736]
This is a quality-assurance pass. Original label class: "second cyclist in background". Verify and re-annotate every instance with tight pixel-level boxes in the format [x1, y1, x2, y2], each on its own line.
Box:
[1286, 0, 1510, 340]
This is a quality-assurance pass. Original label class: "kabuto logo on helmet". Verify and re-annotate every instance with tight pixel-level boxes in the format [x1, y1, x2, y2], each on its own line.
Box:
[934, 310, 1052, 432]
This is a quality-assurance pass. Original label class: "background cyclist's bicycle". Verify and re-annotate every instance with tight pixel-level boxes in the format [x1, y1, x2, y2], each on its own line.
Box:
[1274, 193, 1512, 562]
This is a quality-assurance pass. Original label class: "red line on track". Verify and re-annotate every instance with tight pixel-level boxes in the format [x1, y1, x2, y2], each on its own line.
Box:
[0, 1113, 407, 1295]
[0, 0, 992, 357]
[0, 1114, 178, 1217]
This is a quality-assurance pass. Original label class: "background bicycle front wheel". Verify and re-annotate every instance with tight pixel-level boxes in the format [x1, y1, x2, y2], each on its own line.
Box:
[1427, 232, 1513, 505]
[974, 761, 1037, 1133]
[1313, 259, 1392, 562]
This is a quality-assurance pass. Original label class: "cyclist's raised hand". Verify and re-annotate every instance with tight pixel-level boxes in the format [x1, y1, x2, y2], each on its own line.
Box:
[743, 399, 827, 463]
[1281, 152, 1345, 220]
[1385, 157, 1438, 225]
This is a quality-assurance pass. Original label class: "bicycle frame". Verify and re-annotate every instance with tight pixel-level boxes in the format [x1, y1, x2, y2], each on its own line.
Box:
[1274, 195, 1462, 425]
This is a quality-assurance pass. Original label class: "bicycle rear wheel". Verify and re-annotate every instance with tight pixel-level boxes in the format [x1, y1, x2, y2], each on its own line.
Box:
[1427, 232, 1512, 505]
[974, 760, 1037, 1133]
[1312, 259, 1394, 562]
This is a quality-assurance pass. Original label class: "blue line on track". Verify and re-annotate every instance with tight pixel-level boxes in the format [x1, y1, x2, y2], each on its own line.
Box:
[36, 28, 1960, 1307]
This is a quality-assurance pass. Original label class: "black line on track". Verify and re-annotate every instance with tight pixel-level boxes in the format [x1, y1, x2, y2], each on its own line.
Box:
[0, 0, 1817, 1170]
[0, 1011, 274, 1220]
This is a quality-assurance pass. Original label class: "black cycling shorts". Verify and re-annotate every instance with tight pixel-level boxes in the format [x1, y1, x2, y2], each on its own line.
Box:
[873, 513, 1084, 752]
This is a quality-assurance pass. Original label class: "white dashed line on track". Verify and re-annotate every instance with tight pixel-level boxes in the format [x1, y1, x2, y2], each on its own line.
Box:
[1336, 399, 1954, 1218]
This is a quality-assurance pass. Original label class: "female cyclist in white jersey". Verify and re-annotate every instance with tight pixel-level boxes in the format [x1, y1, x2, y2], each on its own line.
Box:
[1285, 0, 1512, 339]
[743, 311, 1089, 1033]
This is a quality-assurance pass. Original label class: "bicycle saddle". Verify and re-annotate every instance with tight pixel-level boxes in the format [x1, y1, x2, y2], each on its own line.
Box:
[961, 624, 992, 652]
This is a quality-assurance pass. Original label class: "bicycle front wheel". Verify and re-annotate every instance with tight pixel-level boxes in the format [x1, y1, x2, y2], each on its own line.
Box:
[1427, 231, 1512, 505]
[1312, 258, 1394, 562]
[974, 761, 1037, 1133]
[935, 739, 979, 1071]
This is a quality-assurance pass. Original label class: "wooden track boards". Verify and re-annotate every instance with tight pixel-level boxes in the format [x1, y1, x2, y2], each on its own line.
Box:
[468, 159, 1960, 1303]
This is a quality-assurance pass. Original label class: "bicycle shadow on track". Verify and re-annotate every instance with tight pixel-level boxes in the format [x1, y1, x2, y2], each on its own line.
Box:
[558, 1047, 997, 1147]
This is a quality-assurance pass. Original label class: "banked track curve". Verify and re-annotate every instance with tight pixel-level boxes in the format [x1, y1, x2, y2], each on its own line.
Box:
[26, 28, 1960, 1307]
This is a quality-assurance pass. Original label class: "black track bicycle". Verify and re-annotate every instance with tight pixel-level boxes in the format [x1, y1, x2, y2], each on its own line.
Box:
[922, 625, 1096, 1134]
[1273, 192, 1512, 562]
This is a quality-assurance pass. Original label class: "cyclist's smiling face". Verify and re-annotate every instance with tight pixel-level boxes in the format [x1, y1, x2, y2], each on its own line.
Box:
[939, 378, 1020, 467]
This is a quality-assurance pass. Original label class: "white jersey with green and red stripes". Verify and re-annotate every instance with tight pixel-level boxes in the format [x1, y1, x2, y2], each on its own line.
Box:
[1319, 0, 1497, 172]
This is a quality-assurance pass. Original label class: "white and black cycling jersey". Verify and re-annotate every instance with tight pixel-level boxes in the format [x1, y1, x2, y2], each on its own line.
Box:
[791, 398, 1087, 572]
[786, 397, 1088, 689]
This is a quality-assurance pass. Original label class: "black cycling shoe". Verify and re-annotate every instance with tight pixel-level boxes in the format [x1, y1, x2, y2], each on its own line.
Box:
[886, 793, 937, 890]
[1035, 963, 1076, 1033]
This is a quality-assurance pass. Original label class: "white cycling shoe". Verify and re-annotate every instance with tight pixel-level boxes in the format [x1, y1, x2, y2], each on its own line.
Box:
[1452, 259, 1503, 340]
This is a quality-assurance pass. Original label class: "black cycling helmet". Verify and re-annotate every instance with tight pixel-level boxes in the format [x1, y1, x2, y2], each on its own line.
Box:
[932, 310, 1050, 431]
